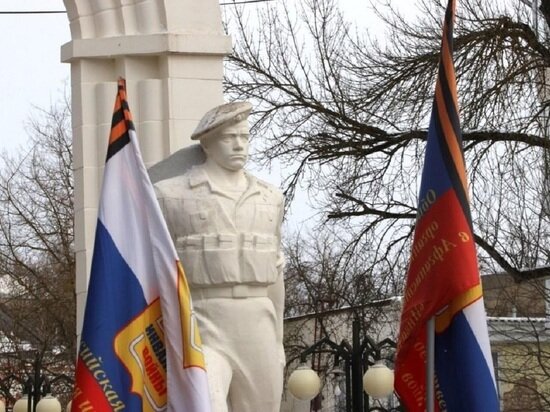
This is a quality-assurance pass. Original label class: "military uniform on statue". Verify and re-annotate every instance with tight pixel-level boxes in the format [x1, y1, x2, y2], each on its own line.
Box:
[154, 102, 285, 412]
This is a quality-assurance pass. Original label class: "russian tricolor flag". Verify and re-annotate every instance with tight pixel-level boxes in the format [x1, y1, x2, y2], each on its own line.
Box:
[395, 1, 499, 410]
[72, 79, 211, 411]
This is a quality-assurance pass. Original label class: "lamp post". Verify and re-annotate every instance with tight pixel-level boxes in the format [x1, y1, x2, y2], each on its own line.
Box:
[1, 354, 67, 412]
[288, 318, 402, 412]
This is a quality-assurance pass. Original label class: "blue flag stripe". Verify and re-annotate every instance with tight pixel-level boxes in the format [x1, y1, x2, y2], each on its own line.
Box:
[81, 219, 148, 409]
[435, 312, 500, 411]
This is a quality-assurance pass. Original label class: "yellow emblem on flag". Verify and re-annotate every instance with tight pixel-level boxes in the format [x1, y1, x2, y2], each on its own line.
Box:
[114, 300, 167, 411]
[177, 262, 206, 369]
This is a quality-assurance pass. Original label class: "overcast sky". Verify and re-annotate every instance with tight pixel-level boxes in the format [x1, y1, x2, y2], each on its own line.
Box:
[0, 0, 418, 230]
[0, 0, 414, 152]
[0, 0, 69, 153]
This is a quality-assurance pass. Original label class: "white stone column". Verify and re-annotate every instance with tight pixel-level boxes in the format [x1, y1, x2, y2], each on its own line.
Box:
[62, 0, 232, 337]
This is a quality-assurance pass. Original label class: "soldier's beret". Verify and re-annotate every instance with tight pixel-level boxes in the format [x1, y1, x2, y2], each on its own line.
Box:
[191, 101, 252, 141]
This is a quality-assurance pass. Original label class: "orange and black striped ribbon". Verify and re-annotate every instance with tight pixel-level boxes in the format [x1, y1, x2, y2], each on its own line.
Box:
[106, 78, 134, 161]
[431, 0, 473, 228]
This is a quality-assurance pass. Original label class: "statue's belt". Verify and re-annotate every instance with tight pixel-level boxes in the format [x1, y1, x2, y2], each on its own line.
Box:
[191, 284, 268, 299]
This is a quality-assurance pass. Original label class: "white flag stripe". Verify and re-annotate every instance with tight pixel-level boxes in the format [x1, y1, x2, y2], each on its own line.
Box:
[463, 298, 497, 387]
[100, 122, 211, 410]
[145, 184, 212, 411]
[130, 135, 213, 411]
[98, 130, 172, 303]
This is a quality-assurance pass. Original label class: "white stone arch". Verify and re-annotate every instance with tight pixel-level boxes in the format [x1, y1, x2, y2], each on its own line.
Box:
[62, 0, 232, 336]
[65, 0, 229, 39]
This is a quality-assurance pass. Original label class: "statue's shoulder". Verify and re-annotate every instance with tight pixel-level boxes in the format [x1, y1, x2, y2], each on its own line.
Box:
[248, 173, 284, 204]
[153, 168, 196, 199]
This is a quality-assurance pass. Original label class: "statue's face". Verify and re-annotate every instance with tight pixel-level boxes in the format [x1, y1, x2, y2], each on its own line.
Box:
[202, 119, 250, 171]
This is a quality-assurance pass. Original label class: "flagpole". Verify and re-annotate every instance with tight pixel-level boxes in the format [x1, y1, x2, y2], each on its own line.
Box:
[426, 317, 435, 412]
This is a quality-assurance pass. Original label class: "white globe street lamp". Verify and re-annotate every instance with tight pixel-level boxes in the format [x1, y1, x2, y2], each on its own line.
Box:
[288, 319, 399, 411]
[288, 361, 396, 407]
[0, 353, 73, 412]
[362, 361, 395, 399]
[36, 394, 62, 412]
[13, 396, 31, 412]
[287, 365, 321, 401]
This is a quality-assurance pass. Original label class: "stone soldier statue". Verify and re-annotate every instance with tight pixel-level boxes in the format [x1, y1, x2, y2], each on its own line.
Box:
[153, 102, 285, 412]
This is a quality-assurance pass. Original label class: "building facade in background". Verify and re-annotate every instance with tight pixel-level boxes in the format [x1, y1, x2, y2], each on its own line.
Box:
[281, 274, 550, 412]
